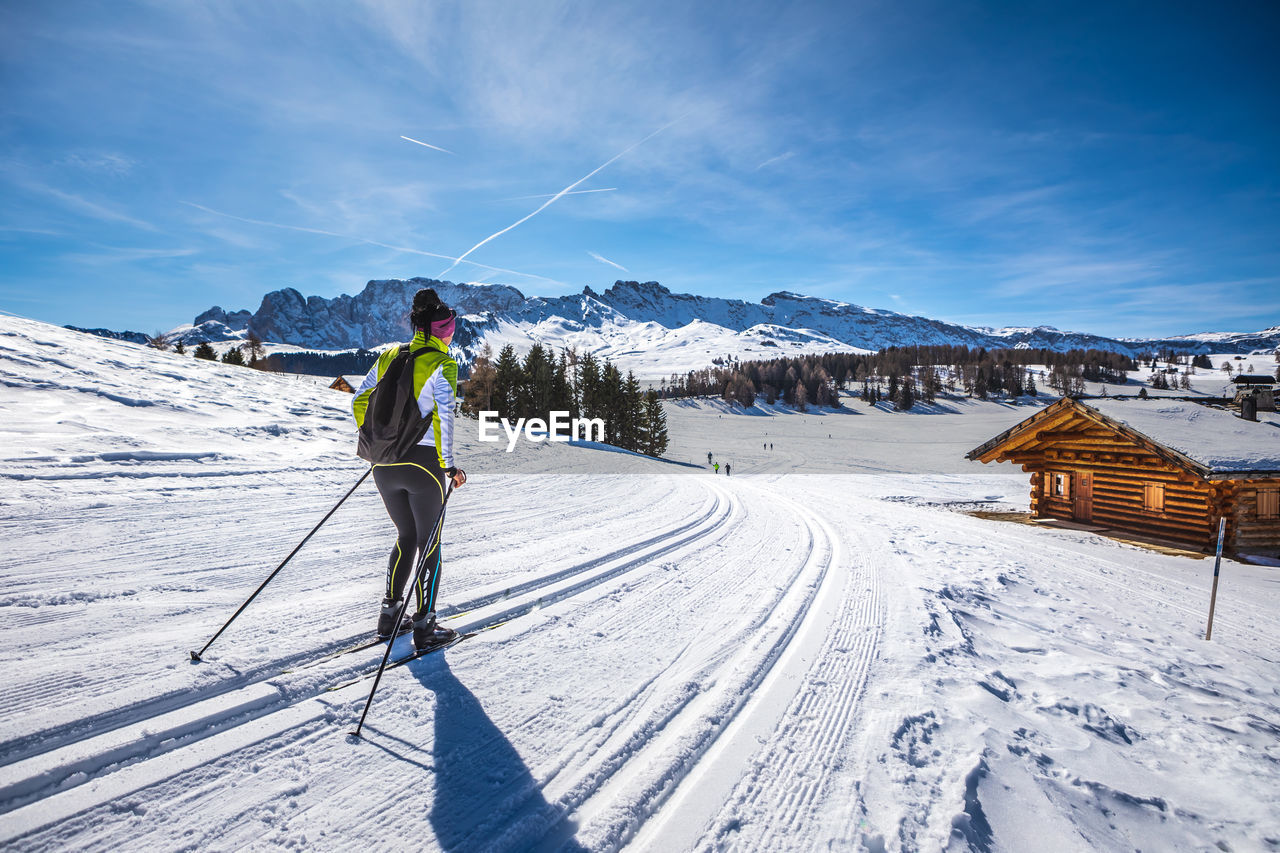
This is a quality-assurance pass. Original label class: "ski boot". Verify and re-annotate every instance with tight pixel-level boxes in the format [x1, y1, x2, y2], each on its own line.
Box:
[412, 609, 457, 651]
[376, 596, 403, 640]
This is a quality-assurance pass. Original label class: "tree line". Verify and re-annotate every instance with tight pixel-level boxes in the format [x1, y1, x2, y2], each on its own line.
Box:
[462, 344, 669, 457]
[657, 345, 1138, 411]
[151, 330, 377, 375]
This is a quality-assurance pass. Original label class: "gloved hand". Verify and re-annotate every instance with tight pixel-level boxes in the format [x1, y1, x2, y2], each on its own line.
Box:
[446, 467, 467, 488]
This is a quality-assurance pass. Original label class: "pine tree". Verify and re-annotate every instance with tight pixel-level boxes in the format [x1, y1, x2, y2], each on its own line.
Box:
[620, 371, 644, 450]
[463, 344, 497, 415]
[895, 379, 915, 411]
[222, 346, 245, 366]
[493, 345, 524, 419]
[194, 342, 217, 360]
[600, 363, 625, 445]
[641, 391, 669, 456]
[522, 343, 554, 420]
[577, 353, 603, 423]
[173, 341, 186, 355]
[551, 350, 575, 417]
[245, 331, 265, 363]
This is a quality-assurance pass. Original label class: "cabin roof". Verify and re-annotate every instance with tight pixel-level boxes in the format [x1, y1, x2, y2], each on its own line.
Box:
[1232, 374, 1276, 385]
[968, 397, 1280, 479]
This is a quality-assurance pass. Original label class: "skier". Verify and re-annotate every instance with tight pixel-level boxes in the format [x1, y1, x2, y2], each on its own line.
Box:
[725, 463, 731, 476]
[713, 462, 720, 474]
[707, 451, 713, 464]
[352, 288, 466, 651]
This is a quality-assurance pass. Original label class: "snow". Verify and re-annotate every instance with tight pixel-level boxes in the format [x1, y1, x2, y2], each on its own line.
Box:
[469, 314, 865, 380]
[1, 315, 1278, 851]
[1085, 398, 1280, 475]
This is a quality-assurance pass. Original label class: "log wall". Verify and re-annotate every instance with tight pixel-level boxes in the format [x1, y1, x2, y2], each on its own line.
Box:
[1229, 480, 1280, 553]
[1006, 437, 1219, 550]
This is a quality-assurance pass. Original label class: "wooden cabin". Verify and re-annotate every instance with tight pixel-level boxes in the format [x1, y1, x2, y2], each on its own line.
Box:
[328, 375, 364, 394]
[1232, 374, 1276, 412]
[967, 397, 1280, 554]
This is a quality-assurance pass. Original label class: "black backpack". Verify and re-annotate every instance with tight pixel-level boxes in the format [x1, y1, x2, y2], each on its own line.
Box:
[356, 346, 439, 464]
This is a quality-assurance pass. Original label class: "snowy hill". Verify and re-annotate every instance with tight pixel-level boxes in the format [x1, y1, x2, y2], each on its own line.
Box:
[2, 314, 1278, 851]
[167, 278, 1280, 378]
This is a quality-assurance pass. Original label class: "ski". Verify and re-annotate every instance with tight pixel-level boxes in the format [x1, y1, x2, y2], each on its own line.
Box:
[327, 631, 471, 692]
[281, 620, 413, 675]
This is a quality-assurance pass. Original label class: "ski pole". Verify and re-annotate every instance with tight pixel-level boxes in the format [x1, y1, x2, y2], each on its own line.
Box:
[190, 468, 372, 662]
[1205, 516, 1227, 641]
[350, 482, 453, 738]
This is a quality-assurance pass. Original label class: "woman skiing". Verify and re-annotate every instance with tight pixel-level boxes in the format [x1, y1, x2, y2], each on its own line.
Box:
[352, 288, 466, 651]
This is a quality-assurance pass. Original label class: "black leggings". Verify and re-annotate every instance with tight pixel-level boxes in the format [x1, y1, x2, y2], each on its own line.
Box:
[372, 446, 447, 613]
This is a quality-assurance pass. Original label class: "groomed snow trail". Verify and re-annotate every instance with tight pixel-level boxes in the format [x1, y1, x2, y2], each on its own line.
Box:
[1, 469, 872, 851]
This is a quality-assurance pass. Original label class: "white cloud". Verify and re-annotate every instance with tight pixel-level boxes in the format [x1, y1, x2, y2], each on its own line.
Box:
[59, 152, 137, 176]
[21, 180, 157, 232]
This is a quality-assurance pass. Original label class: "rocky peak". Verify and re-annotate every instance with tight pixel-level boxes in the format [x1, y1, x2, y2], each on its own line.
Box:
[193, 305, 252, 330]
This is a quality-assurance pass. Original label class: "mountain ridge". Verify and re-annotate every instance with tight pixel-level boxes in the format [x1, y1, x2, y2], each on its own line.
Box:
[154, 278, 1279, 376]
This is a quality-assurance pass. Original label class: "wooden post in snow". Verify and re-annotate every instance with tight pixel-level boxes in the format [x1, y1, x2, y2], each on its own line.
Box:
[1204, 517, 1226, 641]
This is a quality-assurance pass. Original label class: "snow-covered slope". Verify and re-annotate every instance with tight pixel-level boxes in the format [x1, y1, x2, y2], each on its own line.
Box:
[2, 314, 1278, 851]
[171, 279, 1280, 379]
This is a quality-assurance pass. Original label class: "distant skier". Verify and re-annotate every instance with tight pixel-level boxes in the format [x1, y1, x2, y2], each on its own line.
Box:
[713, 462, 720, 474]
[707, 451, 713, 464]
[352, 288, 467, 651]
[770, 442, 773, 451]
[725, 463, 731, 476]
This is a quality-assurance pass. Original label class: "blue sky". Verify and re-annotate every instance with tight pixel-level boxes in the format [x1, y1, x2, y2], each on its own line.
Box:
[2, 1, 1277, 338]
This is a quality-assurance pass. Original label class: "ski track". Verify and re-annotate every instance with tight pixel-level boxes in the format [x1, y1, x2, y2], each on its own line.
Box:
[0, 474, 709, 758]
[542, 481, 845, 851]
[0, 478, 726, 768]
[0, 473, 873, 853]
[0, 478, 738, 840]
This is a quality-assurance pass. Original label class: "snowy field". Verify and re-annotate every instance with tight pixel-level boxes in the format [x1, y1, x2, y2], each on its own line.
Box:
[1, 315, 1277, 852]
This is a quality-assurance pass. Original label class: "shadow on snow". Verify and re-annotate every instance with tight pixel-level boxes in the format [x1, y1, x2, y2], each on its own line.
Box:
[361, 653, 588, 852]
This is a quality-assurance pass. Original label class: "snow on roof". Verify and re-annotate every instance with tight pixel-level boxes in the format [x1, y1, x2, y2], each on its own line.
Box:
[1084, 398, 1280, 476]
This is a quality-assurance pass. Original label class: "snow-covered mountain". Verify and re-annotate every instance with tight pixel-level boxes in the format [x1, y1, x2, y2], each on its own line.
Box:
[171, 278, 1279, 374]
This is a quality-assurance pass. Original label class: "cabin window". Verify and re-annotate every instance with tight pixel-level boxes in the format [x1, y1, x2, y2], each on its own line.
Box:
[1051, 472, 1070, 499]
[1259, 488, 1279, 520]
[1143, 482, 1165, 513]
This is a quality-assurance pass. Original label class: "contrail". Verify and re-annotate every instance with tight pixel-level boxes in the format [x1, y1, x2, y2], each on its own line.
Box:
[588, 251, 628, 272]
[401, 135, 455, 155]
[754, 151, 794, 171]
[181, 202, 562, 285]
[438, 117, 683, 278]
[504, 188, 617, 202]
